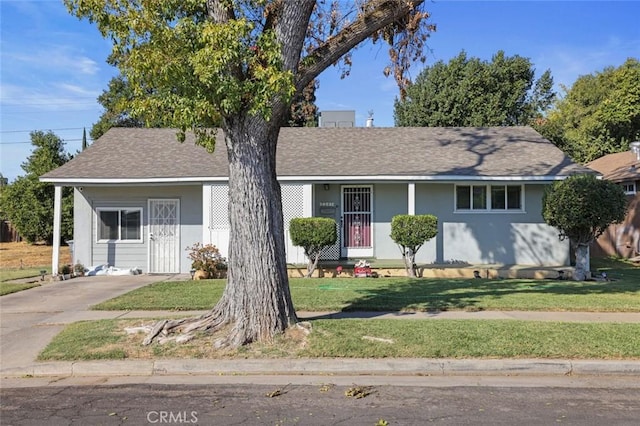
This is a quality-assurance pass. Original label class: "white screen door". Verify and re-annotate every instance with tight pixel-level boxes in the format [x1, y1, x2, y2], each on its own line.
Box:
[148, 199, 180, 273]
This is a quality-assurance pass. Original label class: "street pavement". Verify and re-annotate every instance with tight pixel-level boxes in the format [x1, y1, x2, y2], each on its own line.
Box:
[1, 274, 640, 385]
[3, 382, 640, 425]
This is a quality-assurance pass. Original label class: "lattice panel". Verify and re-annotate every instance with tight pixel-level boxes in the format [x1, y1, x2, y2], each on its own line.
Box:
[281, 184, 304, 227]
[319, 222, 341, 261]
[209, 185, 229, 228]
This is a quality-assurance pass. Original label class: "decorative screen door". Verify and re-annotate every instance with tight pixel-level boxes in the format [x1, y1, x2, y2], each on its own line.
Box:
[341, 186, 373, 257]
[148, 199, 180, 273]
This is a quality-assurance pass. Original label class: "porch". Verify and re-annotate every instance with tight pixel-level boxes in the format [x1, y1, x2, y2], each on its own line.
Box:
[287, 259, 574, 280]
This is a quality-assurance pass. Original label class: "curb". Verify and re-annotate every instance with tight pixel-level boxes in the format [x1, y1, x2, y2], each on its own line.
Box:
[3, 358, 640, 379]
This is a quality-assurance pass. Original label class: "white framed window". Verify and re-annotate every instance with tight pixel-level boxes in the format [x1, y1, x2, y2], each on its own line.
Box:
[455, 184, 523, 212]
[97, 208, 143, 242]
[622, 181, 636, 195]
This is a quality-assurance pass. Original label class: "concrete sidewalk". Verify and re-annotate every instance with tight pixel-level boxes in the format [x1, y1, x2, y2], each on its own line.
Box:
[1, 274, 640, 382]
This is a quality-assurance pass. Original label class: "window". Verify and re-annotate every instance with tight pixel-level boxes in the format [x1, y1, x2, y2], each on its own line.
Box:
[456, 185, 487, 210]
[491, 185, 522, 210]
[622, 182, 636, 195]
[456, 185, 523, 211]
[97, 208, 142, 241]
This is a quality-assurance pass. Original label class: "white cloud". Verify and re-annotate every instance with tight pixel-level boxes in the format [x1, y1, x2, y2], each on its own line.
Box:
[55, 83, 100, 97]
[5, 46, 99, 76]
[0, 83, 99, 111]
[535, 37, 640, 92]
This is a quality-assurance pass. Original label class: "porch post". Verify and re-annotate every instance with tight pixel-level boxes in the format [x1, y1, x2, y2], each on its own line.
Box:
[302, 184, 313, 217]
[52, 185, 62, 276]
[408, 182, 415, 215]
[202, 184, 212, 245]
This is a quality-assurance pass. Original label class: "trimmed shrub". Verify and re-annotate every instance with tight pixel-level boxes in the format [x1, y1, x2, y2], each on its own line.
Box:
[390, 214, 438, 277]
[290, 217, 337, 277]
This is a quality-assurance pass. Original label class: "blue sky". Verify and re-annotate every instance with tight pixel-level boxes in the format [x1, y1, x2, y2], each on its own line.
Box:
[1, 1, 639, 181]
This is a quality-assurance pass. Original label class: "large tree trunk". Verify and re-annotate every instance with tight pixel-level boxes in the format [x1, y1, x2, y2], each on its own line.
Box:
[573, 243, 591, 281]
[222, 115, 298, 343]
[144, 115, 297, 348]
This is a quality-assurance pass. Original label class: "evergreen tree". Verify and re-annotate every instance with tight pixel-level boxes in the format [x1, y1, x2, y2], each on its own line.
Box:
[536, 58, 640, 163]
[394, 50, 555, 127]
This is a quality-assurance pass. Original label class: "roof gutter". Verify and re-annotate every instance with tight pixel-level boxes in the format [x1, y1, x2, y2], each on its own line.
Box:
[39, 174, 590, 186]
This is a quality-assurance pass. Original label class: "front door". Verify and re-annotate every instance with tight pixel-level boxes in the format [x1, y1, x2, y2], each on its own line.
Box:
[148, 199, 180, 273]
[341, 186, 373, 257]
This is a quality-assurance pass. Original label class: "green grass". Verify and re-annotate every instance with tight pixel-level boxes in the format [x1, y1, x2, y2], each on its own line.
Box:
[0, 282, 41, 296]
[0, 267, 47, 282]
[92, 272, 640, 313]
[38, 320, 127, 361]
[92, 279, 225, 311]
[302, 319, 640, 359]
[0, 266, 48, 295]
[38, 318, 640, 361]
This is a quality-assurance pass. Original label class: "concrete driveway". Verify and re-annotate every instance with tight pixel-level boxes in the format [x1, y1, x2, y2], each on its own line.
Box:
[0, 274, 173, 371]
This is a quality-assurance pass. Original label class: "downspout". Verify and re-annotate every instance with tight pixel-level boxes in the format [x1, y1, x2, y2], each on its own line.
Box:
[52, 185, 62, 276]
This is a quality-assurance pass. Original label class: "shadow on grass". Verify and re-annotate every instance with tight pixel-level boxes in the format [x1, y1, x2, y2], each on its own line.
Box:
[333, 271, 640, 313]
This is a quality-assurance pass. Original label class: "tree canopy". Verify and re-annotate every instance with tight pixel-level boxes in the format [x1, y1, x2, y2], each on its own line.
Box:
[394, 50, 555, 127]
[0, 131, 73, 244]
[542, 174, 627, 280]
[91, 74, 318, 140]
[90, 75, 170, 140]
[67, 0, 435, 347]
[535, 58, 640, 163]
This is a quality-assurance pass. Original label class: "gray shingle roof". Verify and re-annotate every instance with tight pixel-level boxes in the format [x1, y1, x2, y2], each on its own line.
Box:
[41, 126, 592, 182]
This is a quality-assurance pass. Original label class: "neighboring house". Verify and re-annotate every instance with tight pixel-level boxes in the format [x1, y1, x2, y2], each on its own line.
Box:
[41, 126, 592, 274]
[586, 145, 640, 258]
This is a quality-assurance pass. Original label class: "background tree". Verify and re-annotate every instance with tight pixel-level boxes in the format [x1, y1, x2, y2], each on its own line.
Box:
[536, 58, 640, 163]
[289, 217, 337, 277]
[81, 128, 88, 151]
[67, 0, 435, 347]
[394, 50, 555, 127]
[542, 174, 627, 281]
[0, 131, 73, 244]
[90, 74, 175, 140]
[390, 214, 437, 277]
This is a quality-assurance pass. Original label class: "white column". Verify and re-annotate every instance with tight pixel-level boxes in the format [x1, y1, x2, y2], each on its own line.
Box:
[202, 184, 212, 244]
[52, 185, 62, 275]
[408, 182, 415, 215]
[302, 184, 313, 217]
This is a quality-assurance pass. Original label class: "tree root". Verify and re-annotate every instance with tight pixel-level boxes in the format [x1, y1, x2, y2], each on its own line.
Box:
[142, 310, 229, 346]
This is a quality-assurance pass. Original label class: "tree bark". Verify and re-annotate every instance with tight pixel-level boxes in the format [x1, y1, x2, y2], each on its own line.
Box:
[573, 243, 590, 281]
[404, 247, 417, 278]
[145, 115, 297, 347]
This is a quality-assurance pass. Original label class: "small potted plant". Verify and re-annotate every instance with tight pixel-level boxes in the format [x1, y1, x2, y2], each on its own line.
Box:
[73, 263, 86, 277]
[186, 243, 228, 280]
[60, 264, 72, 280]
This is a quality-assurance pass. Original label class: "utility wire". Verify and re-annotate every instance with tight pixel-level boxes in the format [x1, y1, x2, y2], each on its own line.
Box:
[0, 127, 86, 134]
[0, 138, 84, 145]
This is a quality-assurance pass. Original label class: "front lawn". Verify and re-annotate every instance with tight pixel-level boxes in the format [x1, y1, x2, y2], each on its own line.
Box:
[0, 266, 48, 283]
[38, 318, 640, 361]
[92, 274, 640, 312]
[0, 282, 41, 296]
